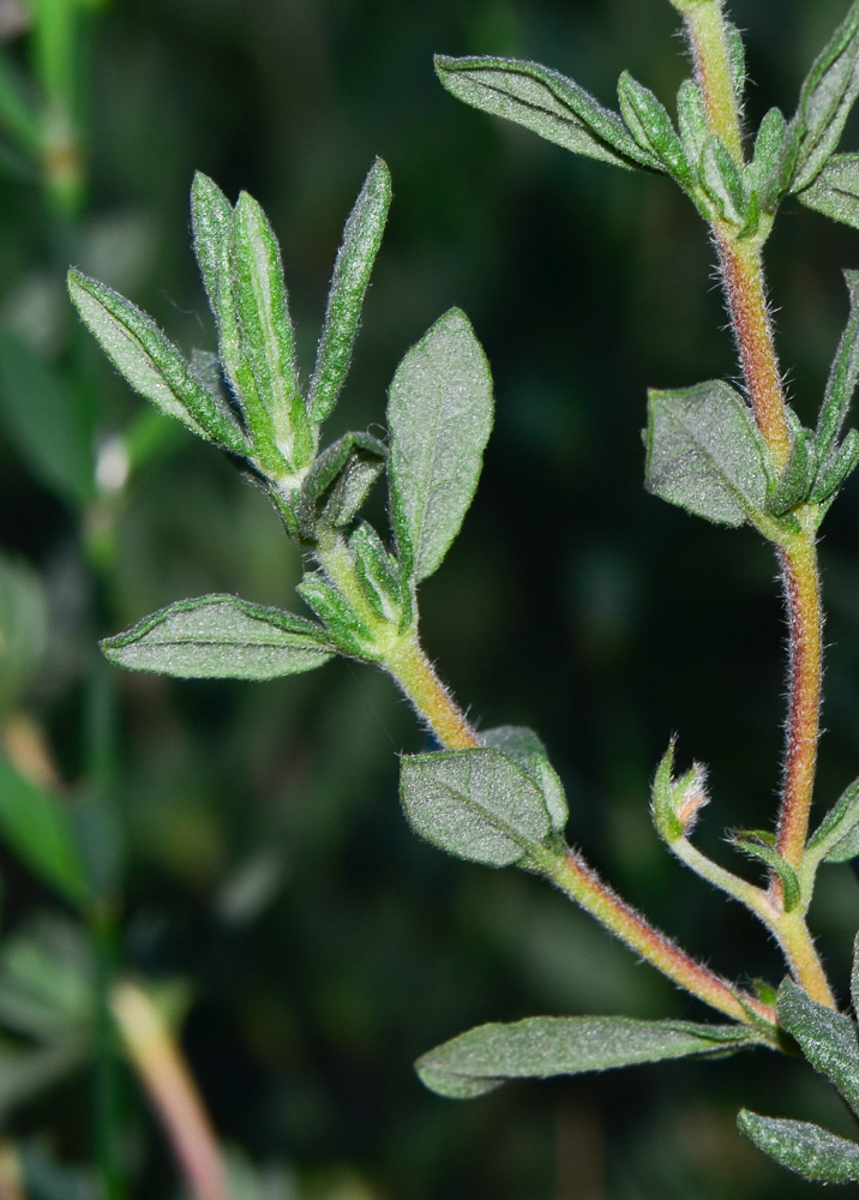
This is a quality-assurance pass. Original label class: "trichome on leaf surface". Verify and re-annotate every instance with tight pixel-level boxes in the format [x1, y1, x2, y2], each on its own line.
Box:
[67, 0, 859, 1187]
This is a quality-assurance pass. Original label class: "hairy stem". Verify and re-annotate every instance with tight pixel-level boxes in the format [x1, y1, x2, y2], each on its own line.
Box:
[384, 634, 479, 749]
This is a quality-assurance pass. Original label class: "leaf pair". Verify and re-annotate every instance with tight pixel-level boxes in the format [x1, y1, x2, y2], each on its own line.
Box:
[738, 967, 859, 1184]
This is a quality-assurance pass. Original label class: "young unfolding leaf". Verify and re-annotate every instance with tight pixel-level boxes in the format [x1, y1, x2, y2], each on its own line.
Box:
[479, 725, 567, 832]
[798, 154, 859, 229]
[807, 775, 859, 862]
[416, 1016, 763, 1100]
[0, 754, 91, 909]
[349, 522, 407, 625]
[434, 55, 658, 170]
[308, 158, 392, 424]
[295, 574, 373, 659]
[789, 0, 859, 192]
[644, 381, 770, 527]
[738, 1111, 859, 1183]
[191, 172, 235, 328]
[399, 748, 552, 867]
[617, 72, 694, 189]
[700, 136, 748, 227]
[777, 977, 859, 1116]
[812, 428, 859, 504]
[232, 191, 313, 469]
[725, 22, 747, 107]
[676, 80, 707, 170]
[767, 426, 814, 516]
[67, 270, 249, 455]
[730, 834, 801, 912]
[748, 107, 792, 209]
[101, 595, 335, 679]
[388, 308, 493, 581]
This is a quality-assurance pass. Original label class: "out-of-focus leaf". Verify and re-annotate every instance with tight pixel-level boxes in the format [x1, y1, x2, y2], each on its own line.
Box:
[0, 755, 90, 908]
[0, 331, 95, 505]
[417, 1015, 762, 1099]
[0, 551, 47, 713]
[101, 595, 335, 680]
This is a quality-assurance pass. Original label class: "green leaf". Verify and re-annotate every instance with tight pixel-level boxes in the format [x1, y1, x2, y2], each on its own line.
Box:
[479, 725, 568, 833]
[731, 834, 801, 912]
[388, 308, 493, 581]
[700, 135, 748, 226]
[101, 595, 335, 679]
[416, 1015, 762, 1100]
[434, 54, 658, 170]
[798, 153, 859, 229]
[0, 331, 95, 506]
[295, 574, 373, 659]
[308, 158, 392, 424]
[777, 977, 859, 1116]
[813, 271, 859, 471]
[320, 437, 386, 530]
[738, 1111, 859, 1183]
[676, 79, 708, 169]
[748, 107, 791, 208]
[766, 426, 814, 515]
[0, 551, 47, 714]
[812, 427, 859, 504]
[349, 522, 408, 626]
[190, 175, 281, 469]
[644, 381, 770, 527]
[67, 269, 249, 455]
[617, 72, 694, 188]
[725, 22, 747, 107]
[399, 748, 552, 867]
[807, 775, 859, 862]
[852, 931, 859, 1015]
[790, 0, 859, 192]
[232, 191, 313, 470]
[0, 754, 91, 908]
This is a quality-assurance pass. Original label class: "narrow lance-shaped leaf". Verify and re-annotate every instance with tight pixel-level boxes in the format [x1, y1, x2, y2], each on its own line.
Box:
[232, 191, 313, 470]
[790, 0, 859, 192]
[731, 834, 801, 912]
[388, 308, 493, 581]
[434, 55, 659, 171]
[101, 595, 335, 680]
[308, 158, 392, 424]
[399, 748, 552, 867]
[417, 1016, 764, 1100]
[617, 72, 694, 188]
[798, 153, 859, 229]
[738, 1111, 859, 1183]
[644, 381, 769, 527]
[67, 270, 248, 455]
[0, 754, 91, 909]
[777, 978, 859, 1116]
[814, 270, 859, 469]
[807, 775, 859, 862]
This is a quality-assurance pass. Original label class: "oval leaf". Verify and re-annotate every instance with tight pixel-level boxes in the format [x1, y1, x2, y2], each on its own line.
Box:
[644, 380, 769, 527]
[480, 725, 567, 832]
[400, 747, 550, 867]
[434, 55, 658, 170]
[738, 1110, 859, 1183]
[388, 308, 493, 581]
[101, 595, 335, 680]
[777, 978, 859, 1117]
[417, 1016, 763, 1100]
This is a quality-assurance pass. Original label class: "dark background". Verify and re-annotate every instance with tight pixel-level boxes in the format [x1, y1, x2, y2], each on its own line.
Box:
[3, 0, 859, 1196]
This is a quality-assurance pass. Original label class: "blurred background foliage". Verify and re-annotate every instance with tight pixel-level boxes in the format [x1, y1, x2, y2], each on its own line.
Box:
[0, 0, 858, 1196]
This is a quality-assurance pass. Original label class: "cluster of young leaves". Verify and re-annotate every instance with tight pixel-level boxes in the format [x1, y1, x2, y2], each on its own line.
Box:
[739, 938, 859, 1184]
[436, 0, 859, 529]
[69, 159, 493, 678]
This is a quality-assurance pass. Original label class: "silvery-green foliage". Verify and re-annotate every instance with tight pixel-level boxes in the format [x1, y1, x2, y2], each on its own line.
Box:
[747, 107, 792, 209]
[700, 135, 749, 227]
[807, 775, 859, 862]
[737, 1112, 859, 1183]
[616, 72, 694, 189]
[789, 0, 859, 193]
[798, 153, 859, 228]
[349, 522, 408, 627]
[766, 423, 815, 516]
[295, 574, 374, 659]
[308, 158, 392, 423]
[479, 725, 568, 832]
[399, 748, 554, 867]
[433, 55, 659, 170]
[676, 79, 708, 171]
[387, 308, 493, 582]
[67, 270, 249, 455]
[778, 978, 859, 1115]
[644, 381, 770, 527]
[417, 1015, 764, 1100]
[811, 270, 859, 501]
[730, 832, 801, 912]
[100, 596, 335, 680]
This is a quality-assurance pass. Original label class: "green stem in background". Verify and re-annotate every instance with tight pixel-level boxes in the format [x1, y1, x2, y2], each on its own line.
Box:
[111, 983, 230, 1200]
[91, 905, 126, 1200]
